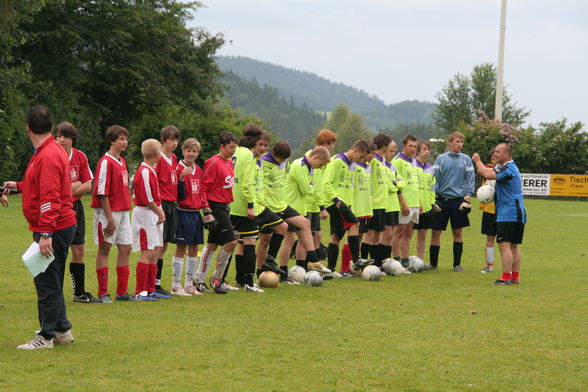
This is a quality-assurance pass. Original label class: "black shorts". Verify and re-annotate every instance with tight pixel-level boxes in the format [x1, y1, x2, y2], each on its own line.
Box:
[306, 212, 321, 233]
[497, 222, 525, 244]
[385, 211, 399, 227]
[230, 214, 259, 238]
[207, 202, 236, 245]
[258, 208, 284, 234]
[161, 200, 178, 243]
[368, 209, 386, 232]
[432, 197, 470, 231]
[414, 210, 436, 230]
[71, 199, 86, 245]
[358, 217, 370, 233]
[276, 206, 301, 221]
[326, 202, 358, 239]
[481, 211, 497, 236]
[175, 209, 204, 245]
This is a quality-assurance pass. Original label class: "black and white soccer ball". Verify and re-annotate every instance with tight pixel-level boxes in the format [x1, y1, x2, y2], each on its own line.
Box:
[288, 265, 306, 284]
[382, 258, 403, 276]
[477, 185, 495, 204]
[304, 270, 323, 287]
[408, 256, 425, 273]
[361, 265, 382, 281]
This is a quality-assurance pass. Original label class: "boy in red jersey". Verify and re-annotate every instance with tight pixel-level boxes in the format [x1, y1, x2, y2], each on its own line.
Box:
[194, 131, 238, 294]
[91, 126, 133, 303]
[171, 138, 205, 296]
[154, 125, 180, 295]
[4, 106, 77, 349]
[132, 139, 167, 301]
[55, 122, 96, 303]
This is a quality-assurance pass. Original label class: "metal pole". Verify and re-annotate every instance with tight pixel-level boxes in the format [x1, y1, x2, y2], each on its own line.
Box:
[495, 0, 507, 122]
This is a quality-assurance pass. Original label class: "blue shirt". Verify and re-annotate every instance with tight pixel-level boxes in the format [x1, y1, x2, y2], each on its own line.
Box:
[433, 152, 475, 198]
[494, 160, 527, 223]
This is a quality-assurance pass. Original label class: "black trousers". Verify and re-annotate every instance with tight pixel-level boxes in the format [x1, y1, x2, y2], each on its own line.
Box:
[33, 224, 76, 339]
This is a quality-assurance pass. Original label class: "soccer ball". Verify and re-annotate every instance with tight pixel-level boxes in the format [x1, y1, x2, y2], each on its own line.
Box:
[382, 258, 403, 276]
[288, 265, 306, 284]
[361, 265, 382, 281]
[408, 256, 425, 273]
[258, 271, 279, 288]
[477, 185, 495, 204]
[304, 270, 323, 287]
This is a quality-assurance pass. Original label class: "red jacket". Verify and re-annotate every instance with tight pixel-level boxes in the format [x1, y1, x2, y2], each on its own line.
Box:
[17, 137, 77, 233]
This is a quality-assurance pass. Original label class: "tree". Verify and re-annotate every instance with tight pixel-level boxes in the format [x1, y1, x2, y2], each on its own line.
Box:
[434, 63, 529, 133]
[530, 120, 587, 174]
[323, 104, 372, 152]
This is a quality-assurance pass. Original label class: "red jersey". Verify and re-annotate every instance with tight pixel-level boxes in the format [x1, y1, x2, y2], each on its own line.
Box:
[155, 151, 178, 202]
[68, 147, 94, 202]
[91, 152, 132, 211]
[133, 163, 161, 207]
[201, 154, 235, 206]
[176, 161, 204, 210]
[17, 137, 77, 233]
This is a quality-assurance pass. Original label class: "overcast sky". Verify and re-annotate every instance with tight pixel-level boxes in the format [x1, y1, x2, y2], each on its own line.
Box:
[193, 0, 587, 128]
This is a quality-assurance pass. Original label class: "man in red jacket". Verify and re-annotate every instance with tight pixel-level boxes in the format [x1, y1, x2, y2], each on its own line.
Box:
[3, 106, 77, 350]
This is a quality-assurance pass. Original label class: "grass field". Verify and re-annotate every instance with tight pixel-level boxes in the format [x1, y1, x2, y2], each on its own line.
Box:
[0, 197, 586, 392]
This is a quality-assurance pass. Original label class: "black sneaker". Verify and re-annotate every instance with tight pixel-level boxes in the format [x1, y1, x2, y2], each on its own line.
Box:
[115, 293, 138, 301]
[193, 282, 210, 293]
[494, 279, 512, 286]
[155, 286, 171, 296]
[73, 292, 98, 303]
[211, 279, 228, 294]
[352, 258, 374, 271]
[262, 256, 287, 276]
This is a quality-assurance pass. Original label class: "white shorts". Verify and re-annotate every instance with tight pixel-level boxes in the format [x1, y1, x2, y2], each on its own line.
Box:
[131, 206, 163, 251]
[93, 209, 132, 245]
[399, 207, 420, 225]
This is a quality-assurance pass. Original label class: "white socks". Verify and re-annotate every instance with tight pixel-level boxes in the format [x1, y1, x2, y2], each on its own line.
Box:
[485, 246, 495, 265]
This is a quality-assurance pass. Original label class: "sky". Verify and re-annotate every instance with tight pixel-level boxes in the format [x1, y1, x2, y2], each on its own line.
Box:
[192, 0, 587, 128]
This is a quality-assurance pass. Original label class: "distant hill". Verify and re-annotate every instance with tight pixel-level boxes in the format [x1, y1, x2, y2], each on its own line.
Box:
[217, 56, 436, 130]
[220, 71, 326, 148]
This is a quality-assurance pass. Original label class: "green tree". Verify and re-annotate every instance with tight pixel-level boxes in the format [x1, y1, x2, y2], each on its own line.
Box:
[531, 120, 587, 174]
[323, 104, 372, 152]
[434, 63, 529, 133]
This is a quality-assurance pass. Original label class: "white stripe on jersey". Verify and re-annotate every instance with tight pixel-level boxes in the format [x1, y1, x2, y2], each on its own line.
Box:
[141, 164, 154, 203]
[97, 159, 108, 195]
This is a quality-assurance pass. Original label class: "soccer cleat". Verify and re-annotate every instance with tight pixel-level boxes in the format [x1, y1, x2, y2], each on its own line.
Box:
[510, 279, 520, 285]
[73, 292, 98, 303]
[134, 292, 157, 301]
[453, 265, 465, 272]
[262, 256, 287, 276]
[150, 291, 171, 299]
[340, 271, 354, 278]
[171, 286, 191, 296]
[194, 282, 210, 293]
[281, 277, 300, 285]
[211, 279, 228, 294]
[494, 279, 512, 286]
[244, 283, 264, 293]
[307, 262, 331, 274]
[155, 286, 171, 296]
[481, 265, 494, 273]
[222, 281, 240, 291]
[54, 329, 74, 345]
[402, 267, 411, 274]
[115, 293, 138, 301]
[353, 259, 374, 271]
[184, 285, 205, 296]
[325, 271, 343, 279]
[424, 264, 434, 271]
[17, 335, 54, 350]
[96, 294, 113, 303]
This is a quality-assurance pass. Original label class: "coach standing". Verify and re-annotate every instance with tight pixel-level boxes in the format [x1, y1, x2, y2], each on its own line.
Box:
[430, 131, 475, 271]
[3, 106, 77, 349]
[472, 143, 527, 285]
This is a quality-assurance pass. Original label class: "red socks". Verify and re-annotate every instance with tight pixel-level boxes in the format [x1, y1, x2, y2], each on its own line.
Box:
[96, 267, 108, 296]
[500, 272, 512, 281]
[135, 262, 149, 294]
[147, 263, 158, 293]
[116, 265, 130, 296]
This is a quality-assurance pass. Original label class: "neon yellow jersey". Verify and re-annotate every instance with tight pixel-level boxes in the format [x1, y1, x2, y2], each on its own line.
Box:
[323, 152, 355, 207]
[415, 160, 436, 214]
[261, 152, 288, 212]
[386, 161, 403, 212]
[304, 149, 326, 213]
[285, 156, 317, 216]
[392, 153, 420, 208]
[353, 162, 373, 217]
[369, 154, 391, 210]
[230, 146, 256, 217]
[253, 157, 266, 215]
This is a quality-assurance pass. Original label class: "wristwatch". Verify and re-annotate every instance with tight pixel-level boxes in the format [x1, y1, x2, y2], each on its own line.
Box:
[40, 232, 53, 240]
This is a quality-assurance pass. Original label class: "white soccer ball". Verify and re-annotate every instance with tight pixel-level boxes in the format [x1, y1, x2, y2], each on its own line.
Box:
[304, 270, 323, 287]
[361, 265, 382, 281]
[477, 185, 495, 204]
[288, 265, 306, 284]
[408, 256, 425, 273]
[383, 258, 403, 276]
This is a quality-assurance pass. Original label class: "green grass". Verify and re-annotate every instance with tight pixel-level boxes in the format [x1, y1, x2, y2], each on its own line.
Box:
[0, 197, 587, 391]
